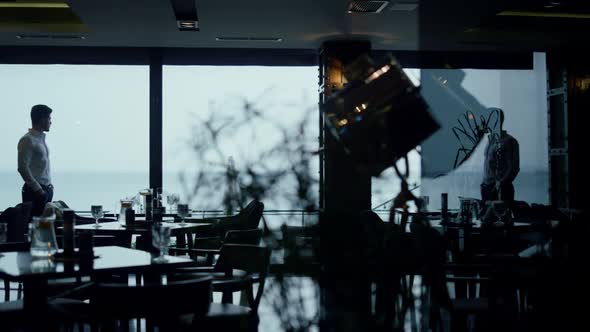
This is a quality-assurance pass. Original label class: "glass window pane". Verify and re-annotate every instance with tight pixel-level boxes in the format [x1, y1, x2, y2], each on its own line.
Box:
[420, 53, 549, 209]
[0, 65, 149, 211]
[163, 66, 319, 227]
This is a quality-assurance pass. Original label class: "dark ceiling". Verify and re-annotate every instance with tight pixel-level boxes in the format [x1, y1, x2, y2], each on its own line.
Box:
[0, 0, 589, 63]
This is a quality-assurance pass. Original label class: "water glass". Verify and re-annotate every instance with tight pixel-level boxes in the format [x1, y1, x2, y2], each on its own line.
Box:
[492, 201, 508, 224]
[91, 205, 104, 228]
[152, 224, 171, 261]
[167, 194, 180, 212]
[177, 204, 190, 226]
[30, 215, 59, 258]
[0, 223, 7, 243]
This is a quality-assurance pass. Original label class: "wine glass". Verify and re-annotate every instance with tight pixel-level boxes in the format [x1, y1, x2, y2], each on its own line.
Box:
[152, 224, 171, 262]
[91, 205, 104, 228]
[177, 204, 189, 226]
[492, 201, 507, 226]
[167, 194, 180, 213]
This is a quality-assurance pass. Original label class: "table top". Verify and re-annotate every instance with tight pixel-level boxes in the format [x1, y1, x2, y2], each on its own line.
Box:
[0, 246, 195, 281]
[429, 218, 532, 230]
[74, 221, 212, 235]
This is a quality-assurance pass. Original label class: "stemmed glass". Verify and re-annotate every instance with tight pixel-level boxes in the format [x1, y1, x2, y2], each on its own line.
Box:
[177, 204, 189, 226]
[492, 201, 508, 226]
[167, 194, 180, 213]
[91, 205, 104, 228]
[152, 224, 171, 262]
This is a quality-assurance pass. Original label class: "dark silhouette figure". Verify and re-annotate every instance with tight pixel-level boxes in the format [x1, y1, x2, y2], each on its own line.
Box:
[18, 104, 54, 216]
[481, 109, 520, 205]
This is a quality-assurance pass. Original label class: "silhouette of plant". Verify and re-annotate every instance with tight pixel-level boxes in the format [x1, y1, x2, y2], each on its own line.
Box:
[179, 91, 320, 331]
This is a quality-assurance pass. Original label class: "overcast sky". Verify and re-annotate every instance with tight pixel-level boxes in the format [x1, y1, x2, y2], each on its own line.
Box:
[0, 65, 319, 173]
[0, 62, 547, 175]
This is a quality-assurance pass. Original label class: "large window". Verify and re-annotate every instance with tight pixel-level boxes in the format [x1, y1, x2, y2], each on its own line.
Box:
[420, 53, 549, 209]
[163, 66, 319, 227]
[0, 65, 149, 211]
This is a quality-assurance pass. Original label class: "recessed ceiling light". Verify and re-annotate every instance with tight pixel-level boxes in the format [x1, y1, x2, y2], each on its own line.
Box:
[348, 1, 389, 14]
[0, 2, 69, 8]
[215, 37, 283, 42]
[16, 34, 86, 40]
[171, 0, 199, 31]
[177, 20, 198, 31]
[497, 10, 590, 19]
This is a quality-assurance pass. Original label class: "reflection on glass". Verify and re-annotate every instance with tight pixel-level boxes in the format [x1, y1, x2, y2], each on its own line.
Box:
[152, 224, 171, 262]
[30, 258, 56, 273]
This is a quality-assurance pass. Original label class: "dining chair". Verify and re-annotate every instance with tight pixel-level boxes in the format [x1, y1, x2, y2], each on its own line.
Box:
[171, 229, 263, 265]
[0, 203, 31, 302]
[170, 199, 264, 261]
[170, 244, 271, 331]
[51, 276, 213, 331]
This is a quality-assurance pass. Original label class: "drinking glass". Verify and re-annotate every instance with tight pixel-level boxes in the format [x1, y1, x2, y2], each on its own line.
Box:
[30, 215, 58, 258]
[167, 194, 180, 213]
[492, 201, 508, 224]
[91, 205, 104, 228]
[152, 224, 171, 262]
[177, 204, 189, 226]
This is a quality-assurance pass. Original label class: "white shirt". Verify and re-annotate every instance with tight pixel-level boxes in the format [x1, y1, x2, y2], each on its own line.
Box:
[17, 129, 51, 192]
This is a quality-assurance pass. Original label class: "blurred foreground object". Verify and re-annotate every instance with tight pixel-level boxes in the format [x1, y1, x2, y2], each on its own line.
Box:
[322, 54, 440, 176]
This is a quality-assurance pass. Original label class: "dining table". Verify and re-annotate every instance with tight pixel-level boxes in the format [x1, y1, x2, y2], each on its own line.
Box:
[0, 246, 196, 312]
[73, 220, 213, 249]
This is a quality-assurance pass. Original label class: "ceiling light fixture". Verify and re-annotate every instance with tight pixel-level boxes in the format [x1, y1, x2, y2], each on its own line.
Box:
[170, 0, 199, 31]
[16, 34, 86, 40]
[0, 2, 69, 8]
[348, 1, 389, 14]
[497, 10, 590, 19]
[177, 20, 198, 30]
[215, 37, 283, 42]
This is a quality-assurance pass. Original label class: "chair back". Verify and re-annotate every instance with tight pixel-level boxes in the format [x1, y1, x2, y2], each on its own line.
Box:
[215, 200, 264, 237]
[223, 229, 262, 246]
[214, 244, 271, 311]
[92, 277, 212, 320]
[0, 202, 32, 242]
[239, 200, 264, 230]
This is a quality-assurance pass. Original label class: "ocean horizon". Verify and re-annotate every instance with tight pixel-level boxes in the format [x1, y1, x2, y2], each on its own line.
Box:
[1, 170, 548, 213]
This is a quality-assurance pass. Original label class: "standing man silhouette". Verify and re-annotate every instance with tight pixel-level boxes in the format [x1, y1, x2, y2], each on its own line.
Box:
[18, 104, 54, 216]
[481, 109, 520, 205]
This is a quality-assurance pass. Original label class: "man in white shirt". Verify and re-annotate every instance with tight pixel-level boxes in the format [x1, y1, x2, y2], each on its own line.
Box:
[481, 109, 520, 205]
[18, 104, 54, 216]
